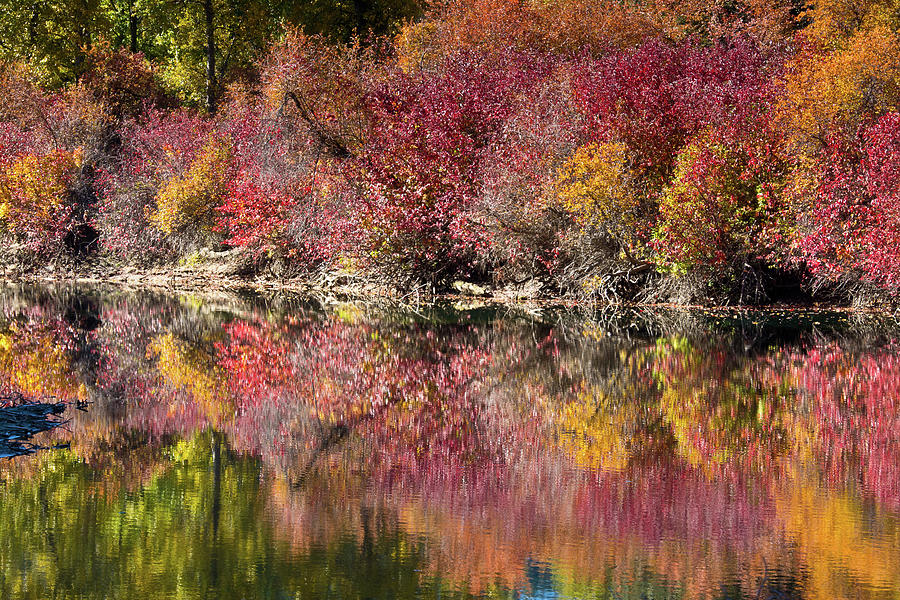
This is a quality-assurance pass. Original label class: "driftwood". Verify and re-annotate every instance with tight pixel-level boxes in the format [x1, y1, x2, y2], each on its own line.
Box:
[0, 395, 67, 458]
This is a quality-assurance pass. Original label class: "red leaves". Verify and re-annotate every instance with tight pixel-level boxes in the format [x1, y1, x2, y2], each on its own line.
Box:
[792, 113, 900, 291]
[216, 170, 300, 253]
[2, 14, 899, 297]
[572, 38, 780, 175]
[347, 49, 552, 279]
[97, 109, 213, 259]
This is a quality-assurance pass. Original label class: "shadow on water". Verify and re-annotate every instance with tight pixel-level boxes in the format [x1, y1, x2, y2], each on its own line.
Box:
[0, 396, 67, 458]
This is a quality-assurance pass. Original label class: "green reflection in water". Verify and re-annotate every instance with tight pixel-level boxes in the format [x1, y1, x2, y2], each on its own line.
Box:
[0, 426, 699, 600]
[0, 430, 477, 600]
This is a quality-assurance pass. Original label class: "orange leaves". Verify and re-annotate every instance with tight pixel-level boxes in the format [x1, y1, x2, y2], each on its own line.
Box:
[71, 41, 169, 122]
[802, 0, 900, 48]
[261, 29, 373, 158]
[778, 25, 900, 160]
[428, 0, 664, 55]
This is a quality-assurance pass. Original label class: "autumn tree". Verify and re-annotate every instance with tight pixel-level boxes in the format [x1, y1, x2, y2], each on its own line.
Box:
[0, 0, 107, 87]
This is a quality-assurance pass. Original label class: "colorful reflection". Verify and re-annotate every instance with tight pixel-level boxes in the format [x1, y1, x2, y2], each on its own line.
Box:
[0, 288, 898, 599]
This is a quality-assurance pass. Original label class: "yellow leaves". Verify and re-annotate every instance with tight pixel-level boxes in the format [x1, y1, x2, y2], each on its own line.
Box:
[0, 149, 80, 234]
[0, 327, 87, 401]
[554, 142, 640, 244]
[552, 386, 632, 472]
[151, 136, 232, 235]
[802, 0, 900, 48]
[147, 333, 229, 423]
[395, 21, 443, 74]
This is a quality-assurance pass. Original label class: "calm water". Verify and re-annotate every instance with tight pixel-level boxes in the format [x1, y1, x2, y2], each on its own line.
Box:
[0, 285, 898, 599]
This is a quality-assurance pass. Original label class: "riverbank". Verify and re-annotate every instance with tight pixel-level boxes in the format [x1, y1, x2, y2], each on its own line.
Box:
[0, 249, 558, 305]
[3, 248, 895, 312]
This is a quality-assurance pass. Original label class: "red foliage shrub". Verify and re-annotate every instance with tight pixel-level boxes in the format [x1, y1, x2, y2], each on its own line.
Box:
[794, 112, 900, 292]
[572, 38, 781, 178]
[213, 97, 355, 266]
[858, 112, 900, 288]
[349, 49, 552, 280]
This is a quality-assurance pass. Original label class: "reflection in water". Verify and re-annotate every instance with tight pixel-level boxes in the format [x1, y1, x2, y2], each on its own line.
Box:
[0, 286, 898, 599]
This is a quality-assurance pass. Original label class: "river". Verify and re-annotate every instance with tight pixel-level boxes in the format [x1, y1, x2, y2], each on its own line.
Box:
[0, 285, 897, 599]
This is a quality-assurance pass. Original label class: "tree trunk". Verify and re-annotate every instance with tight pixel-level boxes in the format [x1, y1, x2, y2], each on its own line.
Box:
[129, 0, 138, 54]
[203, 0, 217, 114]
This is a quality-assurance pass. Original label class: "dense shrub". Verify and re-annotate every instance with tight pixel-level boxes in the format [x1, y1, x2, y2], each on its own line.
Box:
[0, 149, 81, 251]
[554, 142, 642, 248]
[653, 130, 785, 276]
[573, 38, 779, 179]
[73, 42, 170, 122]
[97, 110, 212, 259]
[348, 50, 551, 282]
[152, 136, 232, 236]
[7, 0, 900, 301]
[793, 112, 900, 292]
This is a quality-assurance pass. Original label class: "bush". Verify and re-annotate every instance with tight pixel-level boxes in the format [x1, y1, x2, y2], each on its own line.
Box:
[653, 130, 784, 279]
[573, 38, 780, 181]
[793, 112, 900, 293]
[71, 42, 171, 122]
[467, 68, 579, 286]
[97, 109, 213, 260]
[261, 29, 374, 160]
[0, 149, 81, 251]
[350, 49, 550, 282]
[555, 142, 642, 247]
[152, 136, 232, 236]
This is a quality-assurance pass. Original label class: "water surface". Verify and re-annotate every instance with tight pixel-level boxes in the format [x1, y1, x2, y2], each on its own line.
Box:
[0, 285, 898, 599]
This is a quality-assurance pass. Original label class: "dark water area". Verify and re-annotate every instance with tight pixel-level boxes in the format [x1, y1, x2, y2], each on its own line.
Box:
[0, 284, 898, 599]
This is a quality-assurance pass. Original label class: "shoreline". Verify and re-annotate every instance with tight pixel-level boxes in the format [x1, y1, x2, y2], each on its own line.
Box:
[2, 260, 897, 314]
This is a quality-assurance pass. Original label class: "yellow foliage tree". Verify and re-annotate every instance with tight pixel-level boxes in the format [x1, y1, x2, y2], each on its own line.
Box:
[152, 136, 232, 235]
[0, 150, 80, 236]
[395, 21, 443, 73]
[554, 142, 642, 249]
[802, 0, 900, 48]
